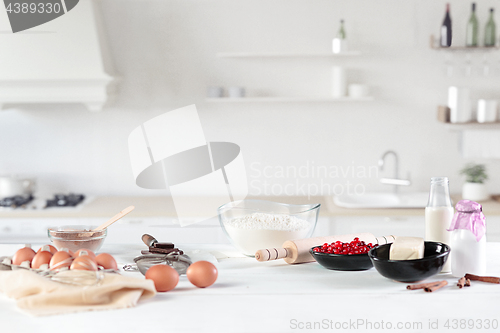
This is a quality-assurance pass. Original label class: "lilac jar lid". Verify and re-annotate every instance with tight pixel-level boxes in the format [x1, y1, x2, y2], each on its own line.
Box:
[448, 200, 486, 242]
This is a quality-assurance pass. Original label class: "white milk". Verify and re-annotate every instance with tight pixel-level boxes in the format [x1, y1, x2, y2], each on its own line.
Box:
[451, 229, 486, 277]
[425, 206, 454, 272]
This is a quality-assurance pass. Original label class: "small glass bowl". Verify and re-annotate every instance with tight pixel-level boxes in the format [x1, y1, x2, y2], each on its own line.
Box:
[218, 200, 320, 257]
[47, 225, 107, 253]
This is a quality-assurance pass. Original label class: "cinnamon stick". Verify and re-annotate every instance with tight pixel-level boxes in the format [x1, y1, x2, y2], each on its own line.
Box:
[465, 273, 500, 284]
[457, 277, 466, 288]
[425, 280, 448, 292]
[407, 280, 444, 290]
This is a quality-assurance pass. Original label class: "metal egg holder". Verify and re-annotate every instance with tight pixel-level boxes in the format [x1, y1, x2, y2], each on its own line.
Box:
[0, 254, 118, 286]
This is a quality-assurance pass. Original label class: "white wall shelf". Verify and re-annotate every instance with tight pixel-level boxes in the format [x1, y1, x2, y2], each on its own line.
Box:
[206, 96, 374, 103]
[216, 51, 361, 58]
[444, 122, 500, 131]
[214, 51, 370, 104]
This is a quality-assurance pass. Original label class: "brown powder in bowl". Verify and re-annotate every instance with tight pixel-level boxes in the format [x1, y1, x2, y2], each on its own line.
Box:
[48, 228, 106, 253]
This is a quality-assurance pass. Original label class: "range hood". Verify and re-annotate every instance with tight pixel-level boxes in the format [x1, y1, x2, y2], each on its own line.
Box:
[0, 1, 113, 111]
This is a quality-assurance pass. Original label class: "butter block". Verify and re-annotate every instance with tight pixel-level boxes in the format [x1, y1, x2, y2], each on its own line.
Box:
[389, 237, 425, 260]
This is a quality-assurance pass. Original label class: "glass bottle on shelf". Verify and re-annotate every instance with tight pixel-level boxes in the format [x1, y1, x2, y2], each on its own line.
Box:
[337, 20, 346, 39]
[332, 20, 348, 53]
[484, 8, 496, 47]
[425, 177, 454, 273]
[440, 3, 452, 47]
[466, 3, 479, 47]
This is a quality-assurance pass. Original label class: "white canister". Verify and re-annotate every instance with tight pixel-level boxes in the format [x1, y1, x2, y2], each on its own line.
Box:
[477, 99, 498, 123]
[228, 87, 245, 98]
[448, 87, 472, 123]
[332, 38, 349, 54]
[331, 66, 346, 98]
[207, 86, 223, 98]
[348, 84, 369, 98]
[448, 200, 487, 277]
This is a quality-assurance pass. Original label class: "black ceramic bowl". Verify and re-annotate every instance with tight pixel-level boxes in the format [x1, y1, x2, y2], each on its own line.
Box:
[310, 246, 373, 271]
[368, 241, 450, 283]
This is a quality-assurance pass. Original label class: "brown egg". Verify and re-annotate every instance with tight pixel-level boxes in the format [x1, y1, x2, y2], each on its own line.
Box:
[59, 248, 74, 256]
[186, 261, 218, 288]
[70, 255, 97, 271]
[49, 251, 73, 270]
[145, 264, 179, 292]
[74, 249, 96, 261]
[12, 246, 36, 266]
[31, 249, 53, 269]
[37, 245, 57, 254]
[95, 253, 117, 270]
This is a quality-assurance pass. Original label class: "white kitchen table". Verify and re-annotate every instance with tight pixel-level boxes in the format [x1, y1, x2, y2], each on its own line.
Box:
[0, 242, 499, 333]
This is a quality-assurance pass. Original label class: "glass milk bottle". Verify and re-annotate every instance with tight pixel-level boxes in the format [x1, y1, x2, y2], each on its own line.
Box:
[449, 200, 486, 277]
[425, 177, 454, 272]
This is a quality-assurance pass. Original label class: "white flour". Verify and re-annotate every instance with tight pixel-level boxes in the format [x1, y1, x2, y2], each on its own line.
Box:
[224, 213, 311, 256]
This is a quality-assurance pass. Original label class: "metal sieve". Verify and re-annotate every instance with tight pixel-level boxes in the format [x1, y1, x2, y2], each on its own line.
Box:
[125, 252, 192, 275]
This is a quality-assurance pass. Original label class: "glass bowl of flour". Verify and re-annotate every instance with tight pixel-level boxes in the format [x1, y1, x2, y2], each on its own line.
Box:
[218, 200, 320, 257]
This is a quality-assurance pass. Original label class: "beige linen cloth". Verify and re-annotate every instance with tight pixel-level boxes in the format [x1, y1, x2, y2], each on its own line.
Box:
[0, 269, 156, 316]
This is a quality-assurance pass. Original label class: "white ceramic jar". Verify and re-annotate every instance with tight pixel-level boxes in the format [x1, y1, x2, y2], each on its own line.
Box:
[448, 200, 487, 277]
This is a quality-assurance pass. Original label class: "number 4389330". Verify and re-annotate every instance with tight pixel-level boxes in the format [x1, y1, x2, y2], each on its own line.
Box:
[5, 2, 62, 14]
[444, 319, 498, 330]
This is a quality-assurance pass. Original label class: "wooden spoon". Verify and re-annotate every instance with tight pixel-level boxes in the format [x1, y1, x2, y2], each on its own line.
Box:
[93, 206, 135, 231]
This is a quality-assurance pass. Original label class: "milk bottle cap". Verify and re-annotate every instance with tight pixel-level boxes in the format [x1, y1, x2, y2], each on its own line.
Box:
[448, 200, 486, 241]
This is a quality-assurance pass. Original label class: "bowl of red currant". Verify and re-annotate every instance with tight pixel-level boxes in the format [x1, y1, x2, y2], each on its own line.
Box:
[310, 237, 377, 271]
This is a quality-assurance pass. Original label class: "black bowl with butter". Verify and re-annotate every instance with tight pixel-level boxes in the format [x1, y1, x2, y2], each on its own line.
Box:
[310, 246, 373, 271]
[368, 241, 450, 283]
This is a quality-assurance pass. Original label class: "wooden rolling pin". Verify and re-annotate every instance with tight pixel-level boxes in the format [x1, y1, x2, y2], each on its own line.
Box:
[255, 233, 396, 264]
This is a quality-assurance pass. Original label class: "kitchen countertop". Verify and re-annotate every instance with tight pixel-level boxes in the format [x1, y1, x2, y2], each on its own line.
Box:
[2, 195, 500, 219]
[0, 242, 499, 333]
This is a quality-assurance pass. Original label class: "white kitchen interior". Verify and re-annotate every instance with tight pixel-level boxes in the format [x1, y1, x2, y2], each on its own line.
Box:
[1, 1, 500, 332]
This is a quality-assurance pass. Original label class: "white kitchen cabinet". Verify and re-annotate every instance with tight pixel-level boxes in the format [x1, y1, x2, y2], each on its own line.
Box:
[313, 216, 425, 240]
[216, 52, 362, 58]
[0, 216, 230, 247]
[206, 96, 373, 102]
[317, 215, 500, 242]
[2, 214, 498, 249]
